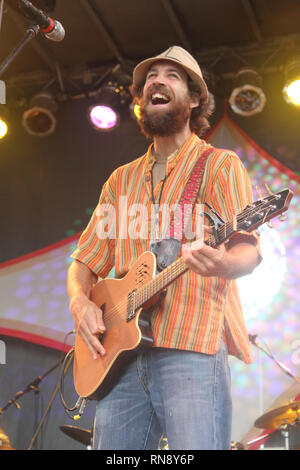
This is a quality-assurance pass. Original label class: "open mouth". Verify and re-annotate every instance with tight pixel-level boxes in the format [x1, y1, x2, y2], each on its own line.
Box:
[150, 92, 171, 106]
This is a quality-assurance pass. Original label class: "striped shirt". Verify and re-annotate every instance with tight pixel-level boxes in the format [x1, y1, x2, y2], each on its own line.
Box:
[71, 133, 261, 363]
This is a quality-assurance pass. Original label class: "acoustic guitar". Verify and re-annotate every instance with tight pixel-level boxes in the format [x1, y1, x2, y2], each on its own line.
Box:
[73, 189, 293, 399]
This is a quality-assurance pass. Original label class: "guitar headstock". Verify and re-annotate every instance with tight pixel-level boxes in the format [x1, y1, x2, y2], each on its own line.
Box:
[237, 189, 294, 233]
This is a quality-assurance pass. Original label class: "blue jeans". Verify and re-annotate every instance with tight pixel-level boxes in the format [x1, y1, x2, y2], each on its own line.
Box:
[92, 340, 232, 450]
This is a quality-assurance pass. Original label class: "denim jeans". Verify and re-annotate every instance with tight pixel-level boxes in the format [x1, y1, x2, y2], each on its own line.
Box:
[92, 340, 232, 450]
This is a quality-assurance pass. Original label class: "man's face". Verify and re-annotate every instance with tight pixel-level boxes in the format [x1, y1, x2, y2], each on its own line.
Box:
[138, 60, 199, 138]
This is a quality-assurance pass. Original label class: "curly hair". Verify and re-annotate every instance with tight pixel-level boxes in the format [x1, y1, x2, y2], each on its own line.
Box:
[130, 78, 214, 137]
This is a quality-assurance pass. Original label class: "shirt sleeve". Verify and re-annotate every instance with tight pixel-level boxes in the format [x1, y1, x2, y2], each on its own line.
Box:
[70, 172, 117, 278]
[208, 151, 262, 260]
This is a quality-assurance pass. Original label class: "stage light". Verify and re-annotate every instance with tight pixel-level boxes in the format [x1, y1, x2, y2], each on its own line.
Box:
[88, 82, 131, 132]
[229, 68, 266, 116]
[129, 102, 141, 121]
[133, 103, 141, 120]
[88, 105, 118, 131]
[0, 119, 8, 140]
[283, 57, 300, 107]
[22, 92, 58, 137]
[88, 84, 122, 132]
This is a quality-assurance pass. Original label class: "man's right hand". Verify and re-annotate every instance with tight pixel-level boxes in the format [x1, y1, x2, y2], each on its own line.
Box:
[70, 293, 106, 360]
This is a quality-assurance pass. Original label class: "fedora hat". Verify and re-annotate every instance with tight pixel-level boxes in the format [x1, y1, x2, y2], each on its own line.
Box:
[133, 46, 208, 100]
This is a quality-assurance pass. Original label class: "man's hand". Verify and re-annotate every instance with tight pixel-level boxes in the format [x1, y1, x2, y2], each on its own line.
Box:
[182, 238, 231, 278]
[70, 292, 106, 360]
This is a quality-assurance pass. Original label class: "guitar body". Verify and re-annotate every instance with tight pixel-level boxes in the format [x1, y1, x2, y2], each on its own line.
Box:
[73, 251, 157, 400]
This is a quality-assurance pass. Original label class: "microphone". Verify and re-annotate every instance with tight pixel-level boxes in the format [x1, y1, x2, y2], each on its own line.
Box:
[13, 0, 65, 41]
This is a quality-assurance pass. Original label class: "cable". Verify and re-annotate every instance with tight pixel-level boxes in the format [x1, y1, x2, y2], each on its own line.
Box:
[58, 333, 87, 420]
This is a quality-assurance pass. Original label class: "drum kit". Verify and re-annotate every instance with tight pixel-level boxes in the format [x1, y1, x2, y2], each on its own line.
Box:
[246, 400, 300, 450]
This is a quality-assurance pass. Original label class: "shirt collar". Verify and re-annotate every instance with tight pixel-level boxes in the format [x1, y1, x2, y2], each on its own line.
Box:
[145, 133, 206, 173]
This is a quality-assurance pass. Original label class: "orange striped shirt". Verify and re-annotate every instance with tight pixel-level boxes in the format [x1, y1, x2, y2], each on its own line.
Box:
[71, 133, 261, 363]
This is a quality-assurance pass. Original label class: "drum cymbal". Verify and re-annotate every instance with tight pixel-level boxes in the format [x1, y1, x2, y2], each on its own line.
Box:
[255, 401, 300, 430]
[60, 425, 92, 446]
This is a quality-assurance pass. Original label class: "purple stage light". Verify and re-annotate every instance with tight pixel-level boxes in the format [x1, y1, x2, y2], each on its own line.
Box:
[89, 105, 118, 131]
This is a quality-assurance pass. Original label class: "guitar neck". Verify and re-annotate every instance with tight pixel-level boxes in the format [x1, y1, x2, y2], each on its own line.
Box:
[135, 256, 187, 309]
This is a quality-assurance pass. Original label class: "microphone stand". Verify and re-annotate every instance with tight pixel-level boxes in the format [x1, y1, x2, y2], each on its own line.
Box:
[0, 352, 73, 450]
[0, 358, 63, 416]
[0, 0, 5, 32]
[27, 352, 74, 450]
[249, 335, 300, 385]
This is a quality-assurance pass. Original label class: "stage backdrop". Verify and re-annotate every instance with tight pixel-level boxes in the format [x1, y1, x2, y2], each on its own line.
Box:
[0, 113, 300, 445]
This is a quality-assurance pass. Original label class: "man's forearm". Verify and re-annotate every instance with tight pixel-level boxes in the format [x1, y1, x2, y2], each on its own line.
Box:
[67, 260, 106, 357]
[224, 243, 260, 280]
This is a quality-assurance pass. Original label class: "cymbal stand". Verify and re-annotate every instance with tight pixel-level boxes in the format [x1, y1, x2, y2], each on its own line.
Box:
[280, 424, 290, 450]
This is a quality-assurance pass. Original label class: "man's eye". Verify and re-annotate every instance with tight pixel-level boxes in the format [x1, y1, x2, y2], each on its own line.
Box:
[146, 73, 156, 80]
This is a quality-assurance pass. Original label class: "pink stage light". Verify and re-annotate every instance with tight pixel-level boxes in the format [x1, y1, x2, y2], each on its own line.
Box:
[89, 105, 118, 131]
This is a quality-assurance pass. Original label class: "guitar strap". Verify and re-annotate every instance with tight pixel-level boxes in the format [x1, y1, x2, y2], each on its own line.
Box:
[151, 146, 215, 271]
[170, 145, 215, 240]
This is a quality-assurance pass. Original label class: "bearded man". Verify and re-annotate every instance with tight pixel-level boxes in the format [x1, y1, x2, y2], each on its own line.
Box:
[67, 46, 261, 450]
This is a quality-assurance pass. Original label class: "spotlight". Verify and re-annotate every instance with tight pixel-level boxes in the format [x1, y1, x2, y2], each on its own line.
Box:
[88, 82, 129, 132]
[22, 92, 58, 137]
[88, 104, 118, 131]
[0, 105, 9, 141]
[229, 68, 266, 116]
[0, 119, 8, 140]
[283, 57, 300, 107]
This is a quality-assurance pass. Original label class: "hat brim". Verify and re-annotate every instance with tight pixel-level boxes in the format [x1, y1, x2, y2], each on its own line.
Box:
[133, 56, 209, 100]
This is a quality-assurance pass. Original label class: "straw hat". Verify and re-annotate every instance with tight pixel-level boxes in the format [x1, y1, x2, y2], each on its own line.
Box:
[133, 46, 208, 100]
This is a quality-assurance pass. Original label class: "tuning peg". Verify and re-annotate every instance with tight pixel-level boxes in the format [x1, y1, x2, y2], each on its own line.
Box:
[279, 213, 287, 221]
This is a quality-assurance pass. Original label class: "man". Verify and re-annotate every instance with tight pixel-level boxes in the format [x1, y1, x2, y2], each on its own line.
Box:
[67, 46, 261, 450]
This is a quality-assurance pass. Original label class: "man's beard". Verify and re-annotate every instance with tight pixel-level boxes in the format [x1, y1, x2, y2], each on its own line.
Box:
[138, 93, 191, 139]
